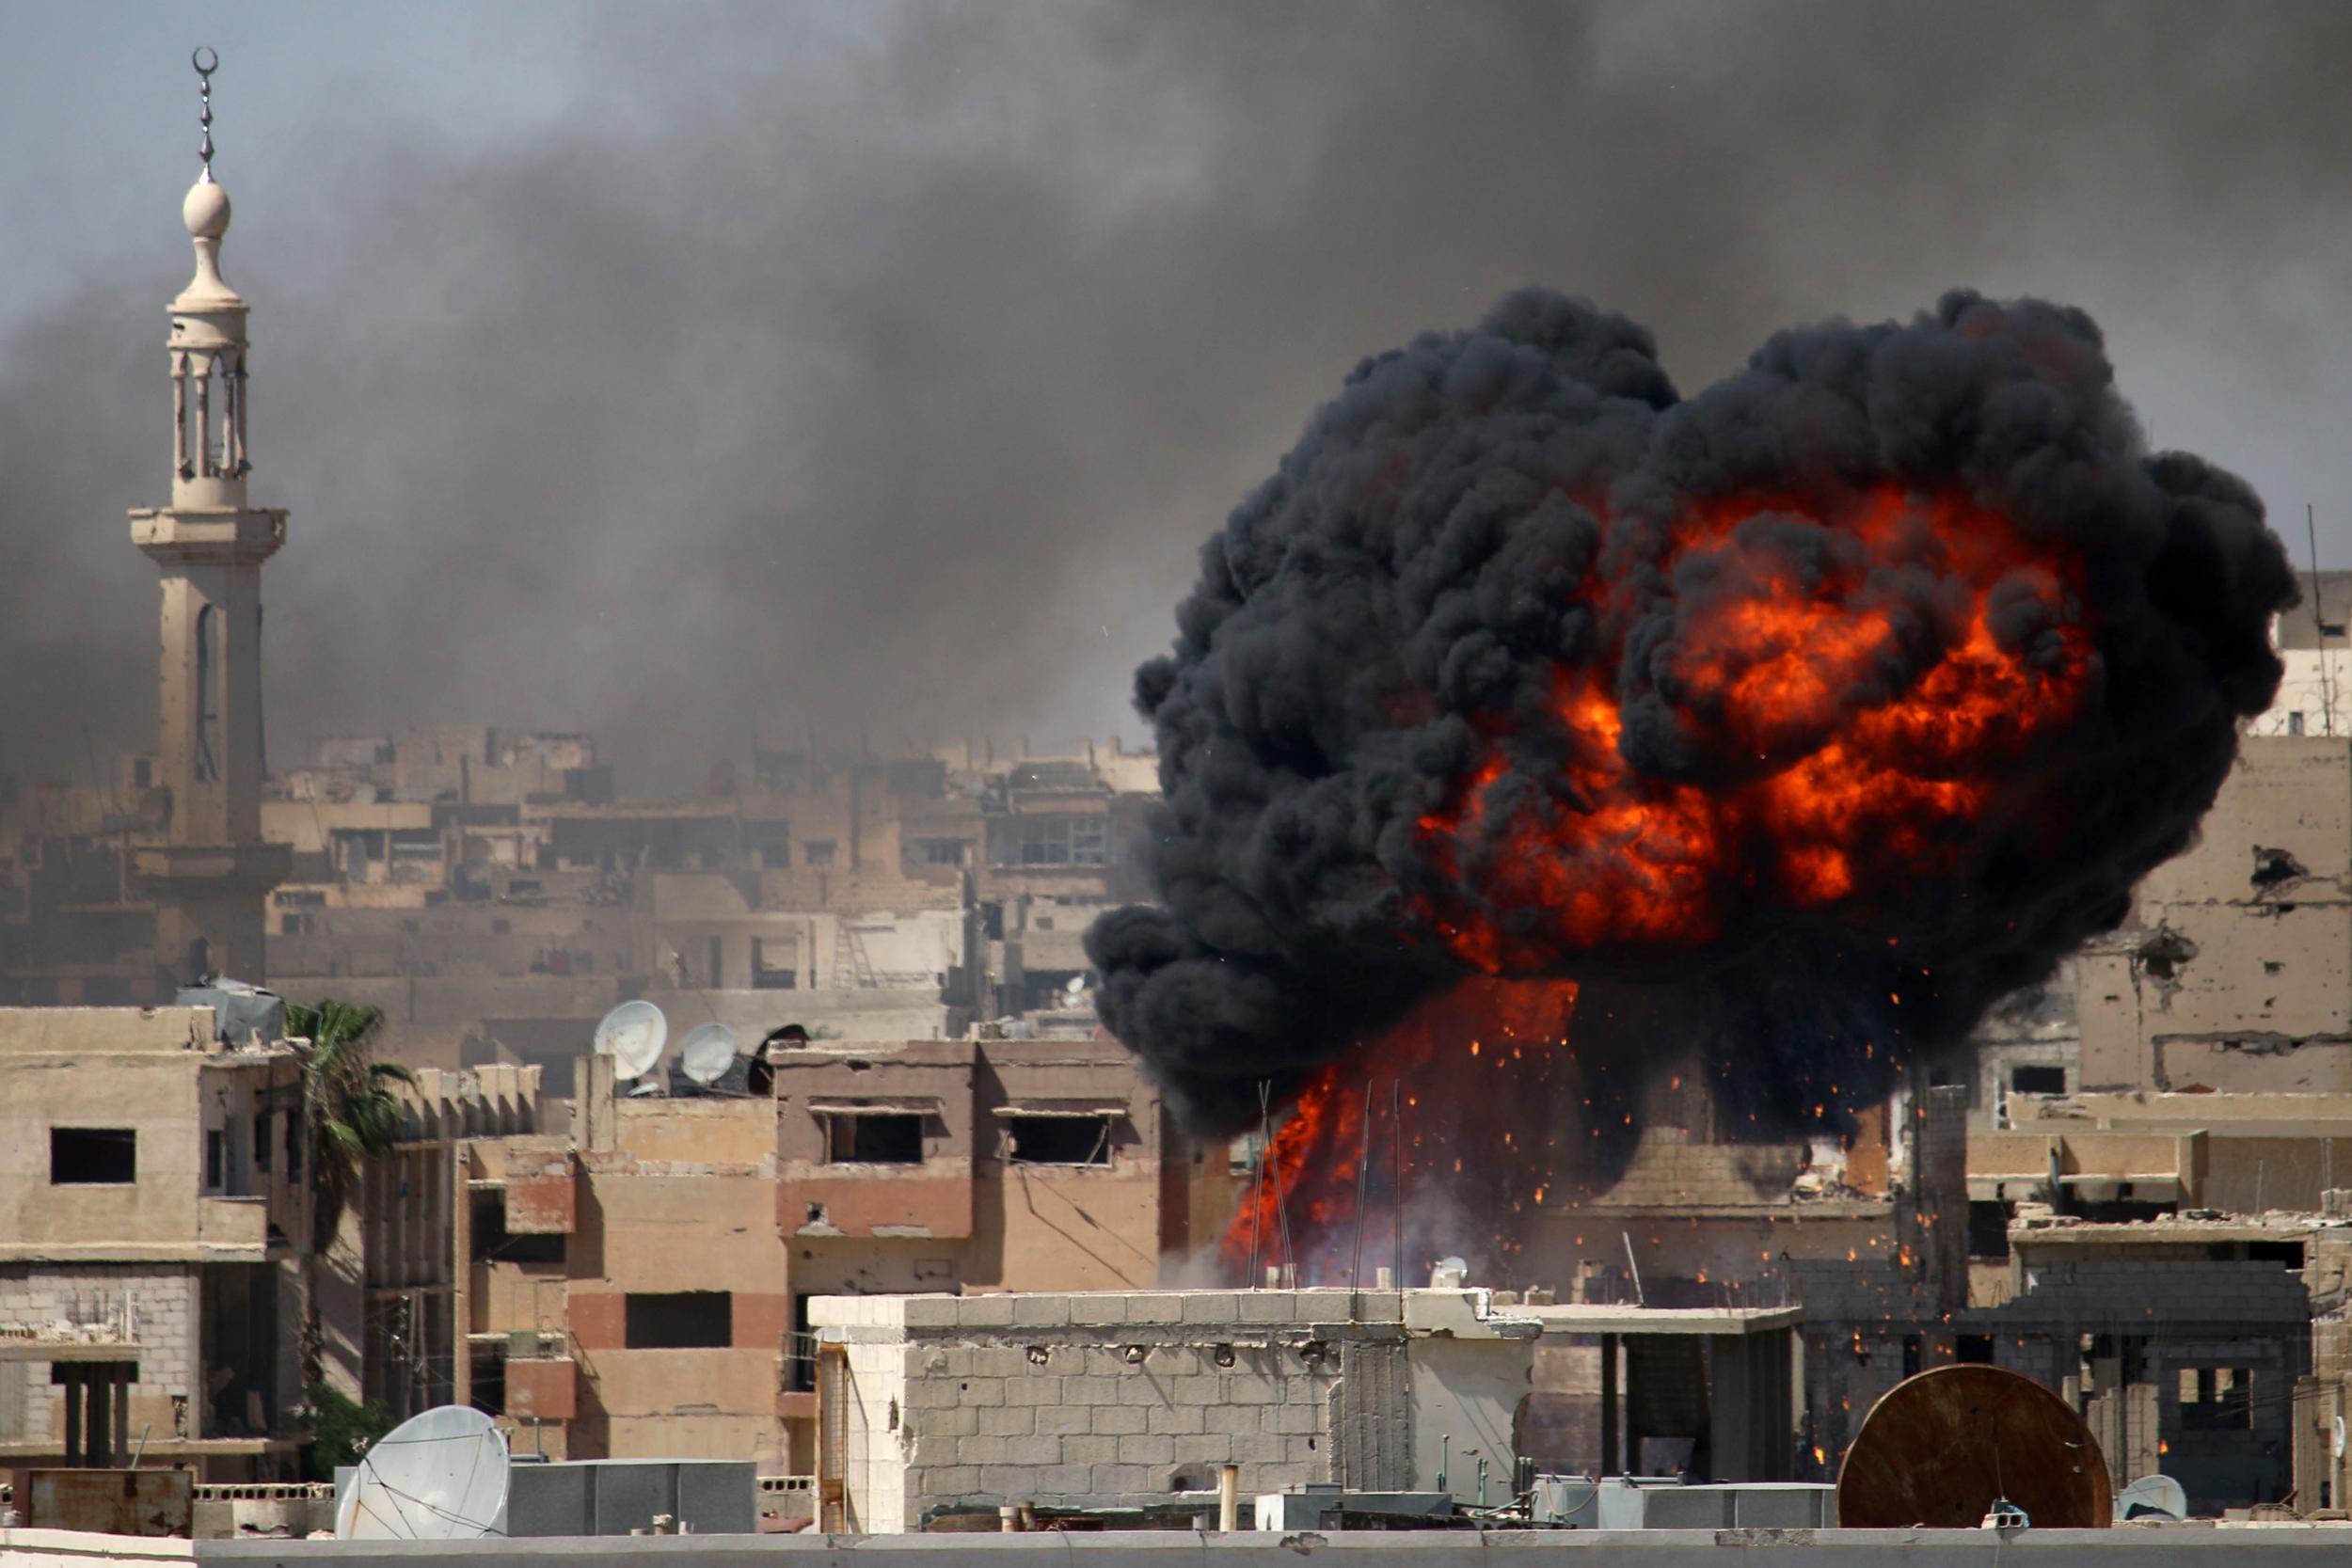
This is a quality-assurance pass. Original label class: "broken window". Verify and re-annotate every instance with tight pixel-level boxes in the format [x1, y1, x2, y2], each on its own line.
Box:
[985, 815, 1110, 867]
[2010, 1065, 2066, 1096]
[50, 1128, 136, 1185]
[826, 1113, 924, 1164]
[753, 936, 800, 990]
[914, 838, 968, 867]
[785, 1295, 817, 1392]
[205, 1130, 225, 1190]
[1965, 1201, 2012, 1259]
[1956, 1335, 1994, 1366]
[469, 1188, 566, 1265]
[252, 1112, 272, 1173]
[803, 840, 837, 868]
[2289, 711, 2307, 736]
[2178, 1367, 2251, 1431]
[2137, 928, 2197, 980]
[1004, 1114, 1115, 1166]
[625, 1291, 733, 1350]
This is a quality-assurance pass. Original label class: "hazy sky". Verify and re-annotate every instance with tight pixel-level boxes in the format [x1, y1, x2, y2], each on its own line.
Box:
[5, 2, 2349, 794]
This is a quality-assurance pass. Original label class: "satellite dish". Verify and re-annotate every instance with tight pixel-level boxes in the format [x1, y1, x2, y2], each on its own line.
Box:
[593, 1000, 668, 1082]
[2336, 1414, 2348, 1461]
[335, 1404, 509, 1540]
[1838, 1365, 2111, 1529]
[2114, 1474, 2188, 1523]
[681, 1022, 739, 1085]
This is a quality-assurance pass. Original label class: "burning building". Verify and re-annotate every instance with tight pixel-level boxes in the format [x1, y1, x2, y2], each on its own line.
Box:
[1090, 288, 2299, 1280]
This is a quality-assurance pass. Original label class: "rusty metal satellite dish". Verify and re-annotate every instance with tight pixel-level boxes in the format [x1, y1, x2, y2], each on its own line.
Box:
[1836, 1364, 2111, 1529]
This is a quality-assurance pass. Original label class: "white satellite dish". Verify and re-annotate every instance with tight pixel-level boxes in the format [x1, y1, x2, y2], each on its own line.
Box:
[2113, 1473, 2188, 1524]
[680, 1022, 739, 1085]
[335, 1403, 509, 1540]
[593, 1000, 668, 1082]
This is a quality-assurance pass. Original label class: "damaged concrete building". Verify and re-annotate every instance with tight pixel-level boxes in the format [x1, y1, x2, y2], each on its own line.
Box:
[0, 1006, 310, 1478]
[807, 1289, 1539, 1532]
[440, 1031, 1207, 1475]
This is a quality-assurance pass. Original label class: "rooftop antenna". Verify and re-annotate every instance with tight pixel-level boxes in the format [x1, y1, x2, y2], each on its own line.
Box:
[2308, 503, 2335, 737]
[592, 1000, 668, 1084]
[1391, 1079, 1405, 1305]
[679, 1021, 739, 1086]
[193, 47, 218, 182]
[1347, 1078, 1373, 1306]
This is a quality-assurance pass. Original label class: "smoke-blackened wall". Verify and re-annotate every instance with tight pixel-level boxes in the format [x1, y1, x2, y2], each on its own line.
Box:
[1090, 289, 2296, 1140]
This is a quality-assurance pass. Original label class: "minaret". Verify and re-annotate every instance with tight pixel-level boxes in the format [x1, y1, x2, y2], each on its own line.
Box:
[128, 49, 290, 991]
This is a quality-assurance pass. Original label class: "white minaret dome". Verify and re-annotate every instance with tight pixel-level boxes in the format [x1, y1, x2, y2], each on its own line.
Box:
[182, 176, 230, 239]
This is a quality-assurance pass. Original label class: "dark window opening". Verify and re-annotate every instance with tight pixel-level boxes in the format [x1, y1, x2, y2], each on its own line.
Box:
[787, 1295, 817, 1392]
[469, 1348, 505, 1418]
[1956, 1335, 1995, 1366]
[252, 1112, 272, 1173]
[2179, 1366, 2251, 1431]
[1005, 1115, 1114, 1166]
[469, 1188, 568, 1265]
[1966, 1201, 2012, 1259]
[51, 1128, 136, 1185]
[803, 840, 837, 868]
[753, 937, 800, 990]
[1900, 1336, 1922, 1379]
[285, 1111, 303, 1181]
[2247, 1240, 2307, 1268]
[827, 1113, 924, 1164]
[625, 1291, 732, 1350]
[206, 1130, 224, 1190]
[194, 605, 219, 783]
[2010, 1065, 2067, 1096]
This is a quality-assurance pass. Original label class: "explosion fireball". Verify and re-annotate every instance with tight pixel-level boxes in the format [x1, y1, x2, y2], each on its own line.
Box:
[1088, 288, 2296, 1280]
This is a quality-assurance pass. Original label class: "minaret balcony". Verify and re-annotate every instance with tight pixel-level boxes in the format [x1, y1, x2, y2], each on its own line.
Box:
[130, 504, 286, 566]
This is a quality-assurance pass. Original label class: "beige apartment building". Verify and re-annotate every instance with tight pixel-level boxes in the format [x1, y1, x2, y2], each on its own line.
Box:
[446, 1032, 1203, 1474]
[0, 1006, 309, 1478]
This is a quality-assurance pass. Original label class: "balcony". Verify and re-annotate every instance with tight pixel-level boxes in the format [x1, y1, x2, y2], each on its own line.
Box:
[199, 1196, 270, 1254]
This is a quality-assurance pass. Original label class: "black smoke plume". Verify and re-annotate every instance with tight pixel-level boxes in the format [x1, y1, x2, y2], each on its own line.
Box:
[1089, 288, 2297, 1146]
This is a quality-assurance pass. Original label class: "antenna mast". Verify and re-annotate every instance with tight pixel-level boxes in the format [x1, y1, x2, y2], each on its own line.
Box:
[2309, 504, 2334, 737]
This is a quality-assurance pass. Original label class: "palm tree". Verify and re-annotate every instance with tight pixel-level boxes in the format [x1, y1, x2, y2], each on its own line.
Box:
[285, 998, 416, 1254]
[283, 998, 413, 1471]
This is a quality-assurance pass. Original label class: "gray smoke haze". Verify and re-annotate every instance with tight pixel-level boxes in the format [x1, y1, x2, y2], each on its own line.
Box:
[6, 1, 2351, 794]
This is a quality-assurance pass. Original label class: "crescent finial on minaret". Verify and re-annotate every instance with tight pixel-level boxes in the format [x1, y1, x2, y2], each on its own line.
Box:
[194, 47, 218, 182]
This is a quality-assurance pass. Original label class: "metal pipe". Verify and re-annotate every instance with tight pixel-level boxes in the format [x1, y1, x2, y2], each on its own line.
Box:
[1391, 1080, 1406, 1306]
[1349, 1078, 1373, 1302]
[1217, 1465, 1240, 1532]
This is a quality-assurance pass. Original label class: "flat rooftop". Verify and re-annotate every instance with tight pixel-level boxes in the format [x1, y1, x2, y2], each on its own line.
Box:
[1519, 1304, 1804, 1337]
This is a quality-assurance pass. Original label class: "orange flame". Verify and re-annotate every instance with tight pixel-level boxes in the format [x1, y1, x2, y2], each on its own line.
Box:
[1415, 487, 2090, 971]
[1221, 977, 1580, 1278]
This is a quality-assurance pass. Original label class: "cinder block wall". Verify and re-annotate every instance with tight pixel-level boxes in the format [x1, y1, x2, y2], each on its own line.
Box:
[814, 1290, 1493, 1532]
